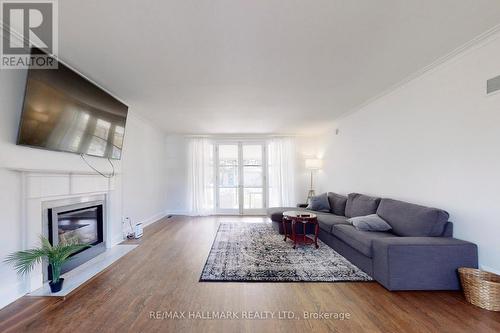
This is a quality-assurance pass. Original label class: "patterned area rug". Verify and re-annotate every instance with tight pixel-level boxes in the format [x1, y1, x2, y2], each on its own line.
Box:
[200, 223, 373, 282]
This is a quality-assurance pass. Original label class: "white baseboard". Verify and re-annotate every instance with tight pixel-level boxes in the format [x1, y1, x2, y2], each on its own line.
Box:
[116, 210, 172, 244]
[140, 210, 170, 227]
[165, 210, 189, 216]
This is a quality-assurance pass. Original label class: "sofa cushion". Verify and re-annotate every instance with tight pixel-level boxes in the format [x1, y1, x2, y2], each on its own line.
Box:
[306, 193, 330, 212]
[376, 199, 449, 237]
[332, 224, 396, 257]
[348, 214, 392, 232]
[345, 193, 381, 218]
[316, 214, 349, 233]
[327, 192, 348, 216]
[266, 207, 306, 222]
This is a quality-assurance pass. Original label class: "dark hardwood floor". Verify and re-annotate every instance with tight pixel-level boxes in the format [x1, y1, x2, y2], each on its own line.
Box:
[1, 216, 499, 333]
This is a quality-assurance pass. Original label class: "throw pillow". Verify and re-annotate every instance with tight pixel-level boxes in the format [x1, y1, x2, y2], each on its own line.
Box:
[348, 214, 392, 232]
[306, 193, 330, 212]
[327, 192, 348, 216]
[345, 193, 381, 218]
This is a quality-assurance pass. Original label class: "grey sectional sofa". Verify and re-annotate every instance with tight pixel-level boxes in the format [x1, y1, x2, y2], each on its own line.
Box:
[267, 192, 478, 291]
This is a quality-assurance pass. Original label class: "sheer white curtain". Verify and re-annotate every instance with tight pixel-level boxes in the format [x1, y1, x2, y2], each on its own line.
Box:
[268, 137, 296, 207]
[187, 138, 215, 215]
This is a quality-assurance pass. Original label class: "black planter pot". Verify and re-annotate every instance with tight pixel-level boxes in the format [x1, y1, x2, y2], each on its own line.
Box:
[49, 278, 64, 293]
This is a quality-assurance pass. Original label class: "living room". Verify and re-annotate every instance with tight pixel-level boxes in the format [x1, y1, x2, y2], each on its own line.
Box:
[1, 1, 500, 332]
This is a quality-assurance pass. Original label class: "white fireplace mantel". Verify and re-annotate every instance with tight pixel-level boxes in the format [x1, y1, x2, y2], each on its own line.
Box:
[7, 167, 124, 293]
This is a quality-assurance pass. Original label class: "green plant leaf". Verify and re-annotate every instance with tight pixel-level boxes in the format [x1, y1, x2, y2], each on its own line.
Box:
[53, 243, 90, 262]
[4, 235, 90, 278]
[40, 235, 53, 252]
[3, 249, 46, 276]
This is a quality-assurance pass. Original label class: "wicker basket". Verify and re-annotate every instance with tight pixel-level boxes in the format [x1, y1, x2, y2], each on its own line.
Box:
[458, 268, 500, 311]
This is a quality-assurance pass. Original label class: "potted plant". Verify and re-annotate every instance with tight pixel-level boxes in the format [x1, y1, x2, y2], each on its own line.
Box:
[4, 236, 90, 293]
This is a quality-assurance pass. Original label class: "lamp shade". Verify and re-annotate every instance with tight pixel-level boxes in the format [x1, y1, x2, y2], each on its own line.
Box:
[305, 158, 322, 170]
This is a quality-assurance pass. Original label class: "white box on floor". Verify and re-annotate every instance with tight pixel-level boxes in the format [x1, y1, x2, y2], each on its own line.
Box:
[135, 223, 143, 238]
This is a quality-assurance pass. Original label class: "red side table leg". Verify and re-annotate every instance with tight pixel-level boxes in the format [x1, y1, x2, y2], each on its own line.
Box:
[292, 220, 296, 249]
[303, 221, 306, 244]
[282, 218, 287, 241]
[314, 219, 319, 249]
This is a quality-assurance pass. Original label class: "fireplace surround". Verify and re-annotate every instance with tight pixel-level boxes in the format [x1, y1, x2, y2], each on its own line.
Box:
[1, 168, 123, 307]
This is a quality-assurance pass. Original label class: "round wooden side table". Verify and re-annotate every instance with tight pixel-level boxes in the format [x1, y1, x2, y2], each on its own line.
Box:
[282, 211, 319, 249]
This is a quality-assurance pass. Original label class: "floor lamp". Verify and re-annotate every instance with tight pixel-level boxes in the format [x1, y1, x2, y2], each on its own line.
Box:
[305, 158, 322, 204]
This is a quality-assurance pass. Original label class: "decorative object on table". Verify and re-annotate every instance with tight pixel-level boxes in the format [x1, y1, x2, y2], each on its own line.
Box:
[304, 158, 322, 204]
[306, 192, 330, 212]
[4, 236, 90, 293]
[458, 267, 500, 311]
[200, 223, 372, 282]
[282, 210, 319, 249]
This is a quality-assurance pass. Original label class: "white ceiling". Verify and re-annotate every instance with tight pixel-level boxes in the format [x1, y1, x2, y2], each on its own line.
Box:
[59, 1, 500, 134]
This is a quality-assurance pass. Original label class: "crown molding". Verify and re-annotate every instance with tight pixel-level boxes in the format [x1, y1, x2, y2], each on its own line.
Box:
[337, 24, 500, 121]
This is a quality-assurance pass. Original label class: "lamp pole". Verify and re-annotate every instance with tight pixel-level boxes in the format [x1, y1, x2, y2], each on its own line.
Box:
[307, 170, 315, 204]
[305, 158, 322, 204]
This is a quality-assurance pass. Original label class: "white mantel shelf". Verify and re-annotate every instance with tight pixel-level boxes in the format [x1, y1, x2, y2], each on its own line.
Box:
[10, 168, 118, 200]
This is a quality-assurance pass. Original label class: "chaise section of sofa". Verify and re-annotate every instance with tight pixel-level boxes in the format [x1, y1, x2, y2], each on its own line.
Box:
[266, 192, 479, 291]
[372, 237, 478, 290]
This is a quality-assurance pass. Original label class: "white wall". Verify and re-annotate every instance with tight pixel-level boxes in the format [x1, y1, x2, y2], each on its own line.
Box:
[121, 113, 169, 227]
[0, 69, 168, 308]
[318, 32, 500, 273]
[295, 135, 327, 204]
[165, 135, 189, 214]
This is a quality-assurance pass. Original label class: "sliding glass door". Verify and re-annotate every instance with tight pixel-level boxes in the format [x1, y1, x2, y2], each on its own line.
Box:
[242, 144, 265, 214]
[217, 144, 240, 213]
[216, 142, 267, 214]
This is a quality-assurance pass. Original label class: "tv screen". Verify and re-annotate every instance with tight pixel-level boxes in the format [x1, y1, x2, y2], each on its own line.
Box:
[17, 50, 128, 159]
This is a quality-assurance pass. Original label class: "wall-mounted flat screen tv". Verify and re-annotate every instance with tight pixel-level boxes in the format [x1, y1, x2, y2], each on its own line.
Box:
[17, 49, 128, 159]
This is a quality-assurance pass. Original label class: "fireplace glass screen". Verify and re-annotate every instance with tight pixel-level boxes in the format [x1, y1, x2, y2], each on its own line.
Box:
[47, 202, 105, 278]
[56, 206, 101, 246]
